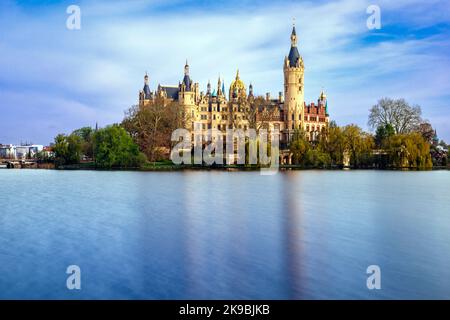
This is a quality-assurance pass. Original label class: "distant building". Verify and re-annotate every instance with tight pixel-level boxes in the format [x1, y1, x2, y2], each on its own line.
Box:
[0, 144, 16, 159]
[0, 144, 44, 160]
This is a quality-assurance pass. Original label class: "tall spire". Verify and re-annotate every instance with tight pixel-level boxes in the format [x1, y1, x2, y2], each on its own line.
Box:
[320, 87, 326, 101]
[291, 18, 297, 47]
[184, 59, 189, 75]
[182, 60, 191, 91]
[143, 71, 151, 97]
[287, 19, 300, 67]
[217, 75, 222, 95]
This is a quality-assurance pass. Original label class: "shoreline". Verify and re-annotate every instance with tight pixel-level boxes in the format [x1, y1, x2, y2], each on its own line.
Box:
[1, 162, 448, 172]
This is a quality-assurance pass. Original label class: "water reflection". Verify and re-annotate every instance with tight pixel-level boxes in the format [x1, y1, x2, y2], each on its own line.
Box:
[1, 170, 450, 299]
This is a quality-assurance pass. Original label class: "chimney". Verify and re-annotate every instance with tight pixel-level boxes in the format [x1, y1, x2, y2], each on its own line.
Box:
[279, 91, 283, 102]
[266, 92, 270, 101]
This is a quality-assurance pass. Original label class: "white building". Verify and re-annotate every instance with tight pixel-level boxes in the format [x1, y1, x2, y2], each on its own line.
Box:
[0, 144, 16, 159]
[0, 144, 44, 160]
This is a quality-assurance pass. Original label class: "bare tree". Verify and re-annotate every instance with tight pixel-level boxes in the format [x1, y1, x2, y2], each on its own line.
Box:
[419, 122, 435, 143]
[368, 98, 422, 134]
[122, 96, 186, 162]
[241, 96, 279, 132]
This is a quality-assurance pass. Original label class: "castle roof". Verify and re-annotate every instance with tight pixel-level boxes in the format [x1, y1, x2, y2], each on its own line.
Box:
[183, 60, 192, 91]
[183, 75, 191, 91]
[161, 86, 179, 100]
[288, 47, 300, 67]
[288, 25, 300, 67]
[143, 84, 151, 98]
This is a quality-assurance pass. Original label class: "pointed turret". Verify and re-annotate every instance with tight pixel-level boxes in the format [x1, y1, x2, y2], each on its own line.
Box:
[222, 79, 225, 97]
[143, 72, 151, 98]
[207, 80, 211, 95]
[182, 60, 192, 91]
[217, 76, 222, 96]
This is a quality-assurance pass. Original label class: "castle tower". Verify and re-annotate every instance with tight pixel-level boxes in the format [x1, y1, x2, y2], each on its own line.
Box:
[283, 22, 304, 140]
[179, 60, 196, 127]
[319, 89, 328, 114]
[139, 72, 152, 106]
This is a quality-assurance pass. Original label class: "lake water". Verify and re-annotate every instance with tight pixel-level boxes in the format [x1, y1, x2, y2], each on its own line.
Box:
[0, 169, 449, 299]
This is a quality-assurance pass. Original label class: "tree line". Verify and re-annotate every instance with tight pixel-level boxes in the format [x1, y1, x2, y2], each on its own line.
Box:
[289, 98, 447, 169]
[49, 96, 448, 169]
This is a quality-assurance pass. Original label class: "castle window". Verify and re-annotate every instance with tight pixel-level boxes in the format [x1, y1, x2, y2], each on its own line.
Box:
[291, 114, 294, 121]
[213, 115, 216, 120]
[299, 115, 301, 120]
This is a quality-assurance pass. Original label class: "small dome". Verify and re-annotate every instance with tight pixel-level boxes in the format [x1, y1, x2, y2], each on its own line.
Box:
[229, 70, 246, 97]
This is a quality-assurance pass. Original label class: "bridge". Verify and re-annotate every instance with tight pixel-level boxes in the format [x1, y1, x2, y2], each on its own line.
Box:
[0, 159, 38, 168]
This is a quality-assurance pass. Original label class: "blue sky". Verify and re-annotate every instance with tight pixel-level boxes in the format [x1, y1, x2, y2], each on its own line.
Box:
[1, 0, 449, 144]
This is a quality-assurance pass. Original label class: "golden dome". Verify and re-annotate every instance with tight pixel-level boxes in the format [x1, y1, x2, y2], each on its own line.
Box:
[229, 69, 246, 97]
[320, 89, 327, 100]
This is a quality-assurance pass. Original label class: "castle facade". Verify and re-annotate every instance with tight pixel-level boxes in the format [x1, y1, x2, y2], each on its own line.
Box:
[139, 24, 329, 144]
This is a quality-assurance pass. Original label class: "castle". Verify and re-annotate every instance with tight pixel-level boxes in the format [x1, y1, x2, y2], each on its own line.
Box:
[139, 24, 329, 145]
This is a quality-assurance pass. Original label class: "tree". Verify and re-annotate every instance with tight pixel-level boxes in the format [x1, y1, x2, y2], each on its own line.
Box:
[241, 96, 278, 132]
[384, 133, 432, 169]
[375, 123, 395, 148]
[368, 98, 422, 134]
[342, 125, 374, 167]
[72, 126, 94, 158]
[289, 129, 310, 165]
[93, 125, 146, 168]
[122, 97, 186, 162]
[53, 133, 82, 166]
[418, 122, 435, 144]
[318, 125, 346, 166]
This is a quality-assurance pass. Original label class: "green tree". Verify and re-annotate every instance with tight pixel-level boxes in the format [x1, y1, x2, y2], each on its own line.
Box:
[318, 125, 345, 166]
[375, 123, 395, 148]
[384, 133, 432, 169]
[72, 126, 94, 158]
[304, 149, 331, 167]
[342, 125, 374, 167]
[289, 129, 310, 165]
[53, 133, 82, 166]
[93, 125, 146, 168]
